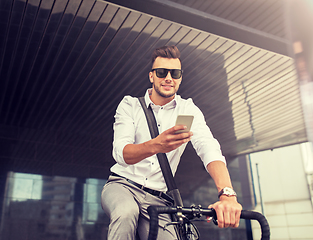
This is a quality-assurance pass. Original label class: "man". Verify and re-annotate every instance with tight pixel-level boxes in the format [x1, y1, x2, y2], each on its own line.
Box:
[101, 46, 242, 240]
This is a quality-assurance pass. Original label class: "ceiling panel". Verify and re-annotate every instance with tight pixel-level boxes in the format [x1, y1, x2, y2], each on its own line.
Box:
[0, 0, 307, 164]
[169, 0, 287, 38]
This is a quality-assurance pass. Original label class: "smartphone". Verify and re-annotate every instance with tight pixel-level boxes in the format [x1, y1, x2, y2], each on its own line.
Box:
[175, 115, 194, 133]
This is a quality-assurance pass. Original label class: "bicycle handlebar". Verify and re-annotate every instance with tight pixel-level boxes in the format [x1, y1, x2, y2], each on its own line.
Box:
[147, 205, 270, 240]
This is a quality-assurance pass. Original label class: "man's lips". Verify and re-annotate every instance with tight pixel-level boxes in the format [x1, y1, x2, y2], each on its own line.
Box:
[162, 85, 173, 90]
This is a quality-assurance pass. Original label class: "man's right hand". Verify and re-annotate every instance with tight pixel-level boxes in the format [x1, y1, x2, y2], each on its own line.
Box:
[123, 125, 192, 165]
[151, 125, 193, 153]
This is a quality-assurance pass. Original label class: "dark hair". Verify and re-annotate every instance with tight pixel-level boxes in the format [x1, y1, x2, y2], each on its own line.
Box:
[151, 45, 181, 67]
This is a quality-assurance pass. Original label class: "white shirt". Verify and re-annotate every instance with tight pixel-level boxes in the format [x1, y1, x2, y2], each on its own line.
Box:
[111, 89, 226, 192]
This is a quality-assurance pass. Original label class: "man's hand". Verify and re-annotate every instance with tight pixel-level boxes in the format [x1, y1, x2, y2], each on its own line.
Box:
[206, 161, 242, 228]
[123, 125, 192, 165]
[208, 196, 242, 228]
[151, 125, 193, 153]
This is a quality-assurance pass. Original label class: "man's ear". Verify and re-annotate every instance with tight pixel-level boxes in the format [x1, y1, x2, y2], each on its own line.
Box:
[149, 72, 153, 83]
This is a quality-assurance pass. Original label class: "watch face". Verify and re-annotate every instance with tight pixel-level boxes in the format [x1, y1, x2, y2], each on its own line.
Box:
[224, 187, 236, 196]
[218, 187, 237, 198]
[225, 188, 232, 194]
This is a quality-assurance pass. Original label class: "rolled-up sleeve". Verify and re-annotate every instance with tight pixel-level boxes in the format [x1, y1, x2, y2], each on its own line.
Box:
[189, 101, 226, 170]
[112, 96, 136, 167]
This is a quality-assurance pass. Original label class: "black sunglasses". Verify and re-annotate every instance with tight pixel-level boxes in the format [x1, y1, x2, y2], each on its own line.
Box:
[151, 68, 183, 79]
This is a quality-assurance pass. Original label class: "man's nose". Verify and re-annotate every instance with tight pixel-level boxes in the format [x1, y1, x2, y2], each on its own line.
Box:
[164, 71, 173, 81]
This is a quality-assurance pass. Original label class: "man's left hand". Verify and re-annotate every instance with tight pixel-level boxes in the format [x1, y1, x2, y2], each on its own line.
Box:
[207, 196, 242, 228]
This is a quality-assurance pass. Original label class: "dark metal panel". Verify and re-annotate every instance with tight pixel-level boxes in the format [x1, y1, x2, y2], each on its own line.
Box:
[103, 0, 290, 56]
[0, 0, 307, 163]
[38, 5, 130, 131]
[21, 0, 87, 128]
[170, 0, 287, 39]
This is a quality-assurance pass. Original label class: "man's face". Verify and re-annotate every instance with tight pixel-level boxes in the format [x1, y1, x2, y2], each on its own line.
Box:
[149, 57, 182, 99]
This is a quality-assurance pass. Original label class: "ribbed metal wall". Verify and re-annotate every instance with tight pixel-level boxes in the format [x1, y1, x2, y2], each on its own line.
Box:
[0, 0, 307, 161]
[169, 0, 287, 38]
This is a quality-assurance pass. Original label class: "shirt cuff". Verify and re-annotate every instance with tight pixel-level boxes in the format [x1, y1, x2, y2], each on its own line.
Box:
[112, 142, 130, 167]
[200, 152, 226, 172]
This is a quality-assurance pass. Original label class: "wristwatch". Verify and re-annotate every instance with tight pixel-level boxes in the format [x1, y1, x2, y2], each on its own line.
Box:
[218, 187, 237, 198]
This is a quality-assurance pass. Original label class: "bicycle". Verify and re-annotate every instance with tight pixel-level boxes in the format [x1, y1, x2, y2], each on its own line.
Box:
[139, 97, 270, 240]
[147, 205, 270, 240]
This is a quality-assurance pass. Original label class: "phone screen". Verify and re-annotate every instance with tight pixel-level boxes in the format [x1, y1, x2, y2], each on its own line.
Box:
[175, 115, 194, 133]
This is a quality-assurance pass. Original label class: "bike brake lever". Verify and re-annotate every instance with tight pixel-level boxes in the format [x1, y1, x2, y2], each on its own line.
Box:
[164, 221, 181, 229]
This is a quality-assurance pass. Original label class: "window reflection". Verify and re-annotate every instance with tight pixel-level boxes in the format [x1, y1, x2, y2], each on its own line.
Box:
[11, 172, 43, 201]
[83, 178, 107, 224]
[1, 172, 109, 240]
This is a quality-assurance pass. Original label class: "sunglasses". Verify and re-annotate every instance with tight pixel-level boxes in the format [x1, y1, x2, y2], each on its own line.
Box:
[151, 68, 183, 79]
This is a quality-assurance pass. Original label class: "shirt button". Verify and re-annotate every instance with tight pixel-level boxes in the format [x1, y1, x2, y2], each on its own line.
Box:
[146, 178, 148, 180]
[158, 124, 160, 127]
[161, 107, 163, 110]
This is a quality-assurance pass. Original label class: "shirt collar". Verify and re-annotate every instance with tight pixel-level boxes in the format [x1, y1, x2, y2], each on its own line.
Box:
[144, 88, 178, 109]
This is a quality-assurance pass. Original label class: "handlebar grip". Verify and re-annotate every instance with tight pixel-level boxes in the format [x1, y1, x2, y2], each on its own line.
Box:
[147, 206, 160, 240]
[240, 210, 270, 240]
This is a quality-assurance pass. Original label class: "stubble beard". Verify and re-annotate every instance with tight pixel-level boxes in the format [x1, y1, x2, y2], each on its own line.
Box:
[153, 82, 176, 98]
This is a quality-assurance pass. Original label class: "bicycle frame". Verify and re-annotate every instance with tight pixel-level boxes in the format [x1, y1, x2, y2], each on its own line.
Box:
[147, 205, 270, 240]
